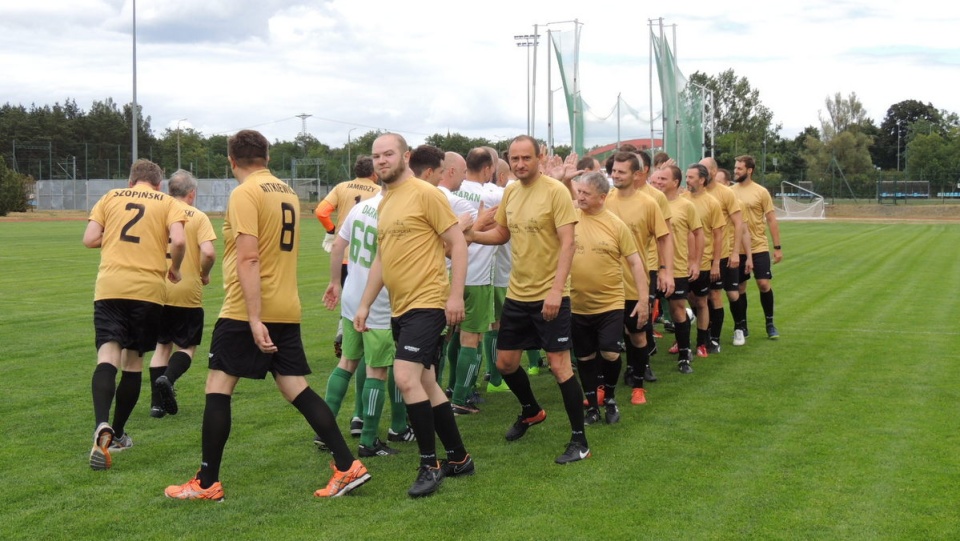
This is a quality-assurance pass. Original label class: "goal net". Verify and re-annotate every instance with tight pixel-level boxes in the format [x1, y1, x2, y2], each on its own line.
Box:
[775, 181, 825, 220]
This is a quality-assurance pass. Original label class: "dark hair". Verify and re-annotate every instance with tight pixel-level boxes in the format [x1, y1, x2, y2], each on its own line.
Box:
[408, 144, 445, 177]
[508, 135, 540, 157]
[129, 159, 163, 187]
[688, 163, 710, 185]
[228, 129, 269, 167]
[353, 155, 374, 178]
[576, 156, 596, 171]
[466, 147, 493, 173]
[665, 165, 682, 184]
[613, 151, 640, 173]
[735, 154, 756, 172]
[717, 167, 732, 182]
[653, 152, 671, 167]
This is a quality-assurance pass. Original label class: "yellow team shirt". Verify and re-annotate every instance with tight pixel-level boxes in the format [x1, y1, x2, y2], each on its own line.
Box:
[322, 177, 381, 230]
[667, 196, 702, 275]
[606, 188, 669, 299]
[220, 170, 302, 323]
[495, 174, 578, 302]
[684, 192, 725, 271]
[639, 183, 673, 271]
[165, 201, 217, 308]
[731, 181, 775, 255]
[377, 177, 458, 317]
[705, 181, 741, 258]
[89, 184, 186, 304]
[570, 208, 638, 315]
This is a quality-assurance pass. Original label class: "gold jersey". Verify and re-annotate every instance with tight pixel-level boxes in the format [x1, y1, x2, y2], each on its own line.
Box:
[684, 191, 725, 271]
[165, 201, 216, 308]
[220, 170, 302, 323]
[704, 181, 741, 258]
[667, 196, 702, 275]
[731, 181, 775, 255]
[570, 208, 638, 314]
[377, 177, 458, 317]
[606, 188, 669, 299]
[89, 184, 186, 303]
[494, 174, 578, 302]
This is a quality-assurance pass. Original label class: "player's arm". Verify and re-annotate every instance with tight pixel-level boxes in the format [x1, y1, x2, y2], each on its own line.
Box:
[625, 252, 649, 322]
[199, 240, 216, 285]
[543, 222, 575, 321]
[710, 226, 723, 281]
[82, 220, 104, 248]
[324, 236, 349, 310]
[741, 221, 754, 273]
[167, 221, 186, 284]
[689, 226, 703, 280]
[354, 252, 384, 332]
[766, 210, 782, 263]
[315, 200, 337, 252]
[655, 231, 675, 297]
[729, 210, 744, 263]
[465, 221, 509, 245]
[440, 224, 467, 326]
[236, 232, 276, 353]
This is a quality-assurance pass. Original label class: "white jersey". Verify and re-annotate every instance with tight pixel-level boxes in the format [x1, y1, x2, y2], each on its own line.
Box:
[482, 182, 511, 287]
[438, 185, 477, 271]
[338, 193, 391, 329]
[454, 179, 498, 286]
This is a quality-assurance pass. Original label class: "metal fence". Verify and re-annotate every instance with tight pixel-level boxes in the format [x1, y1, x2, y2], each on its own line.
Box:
[34, 178, 334, 212]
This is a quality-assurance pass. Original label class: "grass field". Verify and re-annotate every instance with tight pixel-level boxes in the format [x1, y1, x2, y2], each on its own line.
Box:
[1, 217, 959, 540]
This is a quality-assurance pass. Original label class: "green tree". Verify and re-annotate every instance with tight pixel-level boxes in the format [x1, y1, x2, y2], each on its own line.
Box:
[0, 156, 30, 215]
[874, 100, 941, 170]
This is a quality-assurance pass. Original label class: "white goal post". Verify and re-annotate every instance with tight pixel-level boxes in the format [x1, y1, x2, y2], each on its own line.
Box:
[775, 181, 825, 220]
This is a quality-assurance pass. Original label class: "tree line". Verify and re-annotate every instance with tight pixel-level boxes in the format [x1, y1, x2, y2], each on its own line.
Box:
[3, 68, 960, 215]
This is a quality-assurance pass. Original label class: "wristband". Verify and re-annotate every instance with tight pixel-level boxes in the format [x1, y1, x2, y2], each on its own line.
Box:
[773, 245, 781, 250]
[659, 265, 666, 269]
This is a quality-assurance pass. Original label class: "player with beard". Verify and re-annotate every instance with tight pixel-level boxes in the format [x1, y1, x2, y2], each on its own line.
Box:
[355, 133, 473, 498]
[730, 155, 782, 340]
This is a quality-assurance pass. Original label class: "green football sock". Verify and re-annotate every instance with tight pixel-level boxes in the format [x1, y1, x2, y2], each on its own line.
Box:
[352, 358, 366, 420]
[445, 331, 461, 390]
[452, 346, 478, 405]
[484, 330, 502, 386]
[324, 367, 352, 418]
[387, 367, 407, 432]
[359, 377, 386, 448]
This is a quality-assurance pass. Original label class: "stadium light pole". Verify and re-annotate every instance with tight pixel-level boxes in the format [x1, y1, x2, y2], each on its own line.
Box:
[896, 119, 901, 172]
[514, 33, 539, 135]
[176, 118, 187, 170]
[347, 127, 359, 169]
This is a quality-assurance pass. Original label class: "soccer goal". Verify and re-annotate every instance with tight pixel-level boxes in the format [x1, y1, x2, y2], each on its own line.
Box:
[775, 181, 825, 220]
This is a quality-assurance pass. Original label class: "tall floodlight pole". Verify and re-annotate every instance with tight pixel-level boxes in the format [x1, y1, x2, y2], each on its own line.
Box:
[546, 29, 553, 154]
[296, 113, 312, 156]
[896, 119, 901, 172]
[131, 0, 138, 164]
[531, 24, 539, 139]
[347, 127, 359, 169]
[514, 33, 539, 135]
[176, 118, 187, 170]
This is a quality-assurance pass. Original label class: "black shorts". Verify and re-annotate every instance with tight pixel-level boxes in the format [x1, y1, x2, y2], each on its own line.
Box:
[157, 305, 205, 348]
[93, 299, 163, 356]
[668, 277, 690, 301]
[710, 257, 741, 292]
[689, 271, 711, 297]
[648, 270, 659, 300]
[572, 310, 624, 358]
[498, 297, 572, 353]
[340, 263, 349, 288]
[740, 251, 773, 282]
[208, 318, 310, 379]
[391, 308, 446, 367]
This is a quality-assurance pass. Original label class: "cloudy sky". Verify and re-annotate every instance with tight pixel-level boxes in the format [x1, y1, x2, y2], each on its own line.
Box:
[2, 0, 958, 152]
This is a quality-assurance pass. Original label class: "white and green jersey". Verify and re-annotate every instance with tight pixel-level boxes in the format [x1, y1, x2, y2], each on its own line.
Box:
[482, 181, 511, 288]
[339, 193, 391, 329]
[454, 179, 499, 286]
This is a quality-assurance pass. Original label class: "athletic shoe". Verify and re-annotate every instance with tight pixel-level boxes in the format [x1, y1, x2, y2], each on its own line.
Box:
[165, 474, 225, 501]
[444, 387, 453, 399]
[678, 360, 693, 374]
[644, 366, 658, 382]
[154, 375, 178, 416]
[349, 417, 363, 437]
[648, 342, 658, 356]
[663, 321, 675, 333]
[468, 389, 484, 405]
[630, 387, 647, 405]
[622, 365, 635, 386]
[313, 435, 328, 451]
[89, 422, 114, 471]
[359, 438, 400, 457]
[668, 342, 679, 354]
[582, 386, 605, 408]
[732, 329, 746, 346]
[696, 345, 709, 358]
[315, 460, 371, 498]
[149, 406, 166, 419]
[526, 366, 540, 376]
[109, 432, 133, 451]
[486, 381, 509, 393]
[407, 464, 443, 498]
[555, 441, 591, 465]
[653, 329, 664, 339]
[440, 454, 475, 477]
[604, 398, 621, 424]
[707, 340, 721, 354]
[505, 409, 547, 441]
[584, 407, 601, 425]
[333, 334, 343, 359]
[387, 426, 416, 443]
[451, 403, 480, 416]
[743, 325, 749, 338]
[766, 323, 780, 339]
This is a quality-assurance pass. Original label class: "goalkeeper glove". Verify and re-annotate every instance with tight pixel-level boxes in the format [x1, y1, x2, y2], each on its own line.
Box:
[322, 231, 336, 253]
